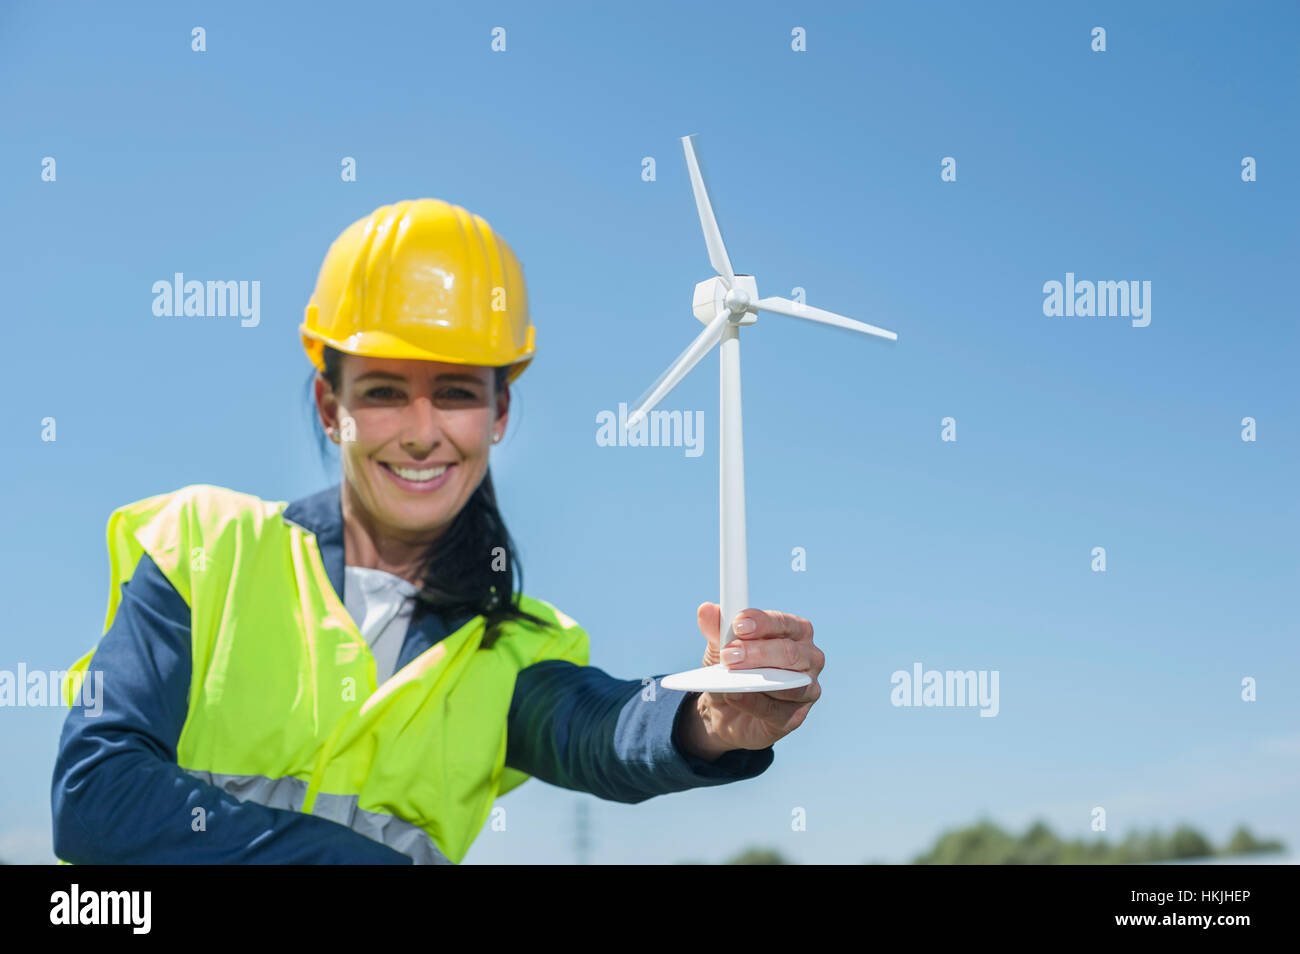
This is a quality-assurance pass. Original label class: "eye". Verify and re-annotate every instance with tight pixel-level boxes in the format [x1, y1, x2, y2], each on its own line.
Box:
[443, 387, 476, 399]
[365, 386, 402, 399]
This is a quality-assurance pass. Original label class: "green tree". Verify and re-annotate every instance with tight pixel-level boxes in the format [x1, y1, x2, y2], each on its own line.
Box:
[1169, 825, 1213, 859]
[911, 818, 1019, 864]
[1009, 819, 1064, 864]
[723, 847, 792, 865]
[1221, 826, 1284, 856]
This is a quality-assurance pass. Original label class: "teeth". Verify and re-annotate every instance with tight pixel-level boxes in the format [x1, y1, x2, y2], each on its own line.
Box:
[387, 463, 449, 482]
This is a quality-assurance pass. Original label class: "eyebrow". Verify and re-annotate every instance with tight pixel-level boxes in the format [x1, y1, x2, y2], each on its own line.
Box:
[355, 371, 486, 385]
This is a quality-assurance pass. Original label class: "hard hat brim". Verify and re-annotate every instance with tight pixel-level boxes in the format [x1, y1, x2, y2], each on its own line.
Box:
[301, 325, 533, 384]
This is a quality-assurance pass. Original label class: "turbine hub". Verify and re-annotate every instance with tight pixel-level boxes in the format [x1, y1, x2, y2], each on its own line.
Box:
[694, 275, 758, 326]
[724, 287, 751, 314]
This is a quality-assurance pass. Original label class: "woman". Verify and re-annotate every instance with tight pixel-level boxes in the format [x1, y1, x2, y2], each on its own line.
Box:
[51, 199, 824, 865]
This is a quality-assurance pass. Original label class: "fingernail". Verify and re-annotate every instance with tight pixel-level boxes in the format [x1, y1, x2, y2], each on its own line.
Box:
[733, 617, 756, 634]
[722, 645, 745, 665]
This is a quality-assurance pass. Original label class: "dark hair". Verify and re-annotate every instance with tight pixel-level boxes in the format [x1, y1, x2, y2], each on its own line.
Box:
[307, 345, 549, 648]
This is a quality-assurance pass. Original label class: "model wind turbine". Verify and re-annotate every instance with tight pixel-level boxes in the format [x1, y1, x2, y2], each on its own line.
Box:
[629, 134, 898, 693]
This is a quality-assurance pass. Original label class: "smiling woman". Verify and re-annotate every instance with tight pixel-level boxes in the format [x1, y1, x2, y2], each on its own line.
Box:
[51, 198, 812, 867]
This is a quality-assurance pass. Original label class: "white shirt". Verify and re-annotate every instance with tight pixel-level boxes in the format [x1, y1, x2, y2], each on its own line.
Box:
[343, 566, 420, 684]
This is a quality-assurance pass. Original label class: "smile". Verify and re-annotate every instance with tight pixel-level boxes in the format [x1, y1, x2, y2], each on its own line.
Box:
[379, 461, 455, 491]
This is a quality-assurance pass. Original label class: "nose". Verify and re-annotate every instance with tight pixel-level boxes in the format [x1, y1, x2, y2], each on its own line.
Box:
[399, 395, 444, 456]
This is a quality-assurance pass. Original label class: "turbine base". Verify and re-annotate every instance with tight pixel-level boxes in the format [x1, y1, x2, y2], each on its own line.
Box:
[661, 663, 811, 693]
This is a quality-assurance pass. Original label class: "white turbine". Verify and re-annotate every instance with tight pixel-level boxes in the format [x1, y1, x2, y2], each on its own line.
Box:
[629, 134, 898, 693]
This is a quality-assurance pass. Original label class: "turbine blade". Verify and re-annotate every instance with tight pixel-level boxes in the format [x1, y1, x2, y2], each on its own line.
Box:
[753, 296, 898, 341]
[628, 307, 731, 427]
[681, 135, 735, 286]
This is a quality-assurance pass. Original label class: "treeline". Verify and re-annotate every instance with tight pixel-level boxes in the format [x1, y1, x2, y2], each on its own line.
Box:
[908, 819, 1285, 865]
[680, 820, 1286, 865]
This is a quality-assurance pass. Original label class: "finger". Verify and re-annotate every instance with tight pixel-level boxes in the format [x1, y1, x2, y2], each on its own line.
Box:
[698, 602, 721, 665]
[728, 608, 814, 644]
[761, 679, 822, 704]
[785, 701, 815, 733]
[720, 635, 814, 673]
[721, 691, 810, 728]
[697, 602, 720, 645]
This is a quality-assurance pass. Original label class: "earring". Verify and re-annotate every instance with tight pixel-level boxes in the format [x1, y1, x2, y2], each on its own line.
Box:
[328, 427, 340, 443]
[492, 432, 502, 443]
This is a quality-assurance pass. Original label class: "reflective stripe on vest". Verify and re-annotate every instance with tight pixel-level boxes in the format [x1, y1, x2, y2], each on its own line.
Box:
[184, 770, 452, 865]
[61, 484, 590, 865]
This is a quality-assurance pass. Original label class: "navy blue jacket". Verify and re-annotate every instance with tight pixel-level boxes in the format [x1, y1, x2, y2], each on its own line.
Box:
[50, 484, 774, 864]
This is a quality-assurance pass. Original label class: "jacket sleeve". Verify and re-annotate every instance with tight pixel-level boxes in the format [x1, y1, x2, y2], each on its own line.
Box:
[50, 551, 413, 865]
[505, 659, 775, 803]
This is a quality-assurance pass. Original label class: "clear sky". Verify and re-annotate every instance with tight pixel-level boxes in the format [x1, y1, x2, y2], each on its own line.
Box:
[1, 1, 1296, 864]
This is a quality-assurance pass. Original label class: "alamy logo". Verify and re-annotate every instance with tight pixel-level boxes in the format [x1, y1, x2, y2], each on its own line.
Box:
[890, 662, 1000, 717]
[50, 884, 151, 934]
[0, 665, 102, 716]
[152, 273, 260, 327]
[596, 403, 704, 458]
[1042, 272, 1151, 327]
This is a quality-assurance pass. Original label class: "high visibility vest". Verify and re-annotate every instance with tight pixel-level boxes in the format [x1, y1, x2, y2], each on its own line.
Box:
[61, 484, 590, 864]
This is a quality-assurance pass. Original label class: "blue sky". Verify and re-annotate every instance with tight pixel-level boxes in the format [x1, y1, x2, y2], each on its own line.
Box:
[1, 0, 1296, 864]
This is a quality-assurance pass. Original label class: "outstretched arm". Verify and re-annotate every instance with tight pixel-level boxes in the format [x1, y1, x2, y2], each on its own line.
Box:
[505, 660, 775, 803]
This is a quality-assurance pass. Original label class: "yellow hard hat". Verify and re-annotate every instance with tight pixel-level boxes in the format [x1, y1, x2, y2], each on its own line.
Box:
[301, 199, 536, 383]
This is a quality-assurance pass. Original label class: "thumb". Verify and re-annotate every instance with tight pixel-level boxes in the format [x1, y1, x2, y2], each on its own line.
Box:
[698, 602, 721, 666]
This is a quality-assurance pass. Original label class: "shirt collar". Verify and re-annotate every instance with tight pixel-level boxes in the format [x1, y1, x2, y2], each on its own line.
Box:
[280, 484, 476, 638]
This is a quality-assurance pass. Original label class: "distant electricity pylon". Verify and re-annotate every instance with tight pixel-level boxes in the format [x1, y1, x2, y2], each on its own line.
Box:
[574, 800, 591, 865]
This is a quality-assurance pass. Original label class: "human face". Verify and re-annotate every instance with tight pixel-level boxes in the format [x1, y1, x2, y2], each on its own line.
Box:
[316, 353, 507, 549]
